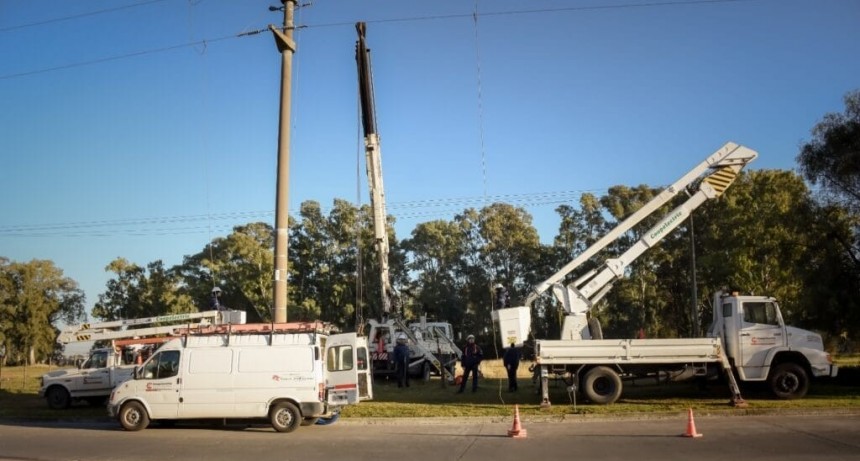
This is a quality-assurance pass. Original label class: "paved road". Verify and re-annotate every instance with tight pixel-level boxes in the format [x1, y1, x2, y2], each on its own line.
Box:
[1, 413, 859, 461]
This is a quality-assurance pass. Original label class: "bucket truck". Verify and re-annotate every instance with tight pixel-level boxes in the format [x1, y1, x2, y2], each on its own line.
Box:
[354, 22, 461, 381]
[492, 142, 837, 406]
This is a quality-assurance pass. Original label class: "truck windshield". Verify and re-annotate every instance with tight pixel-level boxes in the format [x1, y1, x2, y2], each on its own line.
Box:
[743, 302, 780, 326]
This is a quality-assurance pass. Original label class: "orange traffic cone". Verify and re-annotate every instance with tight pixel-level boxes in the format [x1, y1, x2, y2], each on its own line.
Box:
[681, 407, 703, 438]
[507, 404, 528, 438]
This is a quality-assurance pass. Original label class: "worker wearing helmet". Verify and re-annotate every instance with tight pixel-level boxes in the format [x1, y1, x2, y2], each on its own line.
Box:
[209, 287, 224, 311]
[494, 284, 510, 310]
[393, 333, 410, 388]
[457, 334, 483, 393]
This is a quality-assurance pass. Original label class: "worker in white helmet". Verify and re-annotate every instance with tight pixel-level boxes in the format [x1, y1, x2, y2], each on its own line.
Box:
[457, 334, 483, 393]
[393, 333, 410, 388]
[209, 286, 225, 311]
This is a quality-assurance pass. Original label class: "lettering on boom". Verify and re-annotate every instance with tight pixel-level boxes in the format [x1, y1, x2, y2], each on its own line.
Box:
[648, 209, 685, 241]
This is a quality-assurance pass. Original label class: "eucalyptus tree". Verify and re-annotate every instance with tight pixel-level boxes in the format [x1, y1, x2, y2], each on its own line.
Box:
[402, 219, 468, 327]
[0, 258, 85, 365]
[797, 89, 860, 216]
[93, 258, 195, 322]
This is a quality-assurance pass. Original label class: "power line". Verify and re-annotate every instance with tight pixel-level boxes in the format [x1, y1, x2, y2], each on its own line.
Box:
[0, 189, 606, 237]
[0, 0, 170, 33]
[1, 0, 765, 80]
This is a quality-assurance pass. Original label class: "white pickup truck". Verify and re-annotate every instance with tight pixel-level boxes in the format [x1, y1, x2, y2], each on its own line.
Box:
[40, 347, 137, 409]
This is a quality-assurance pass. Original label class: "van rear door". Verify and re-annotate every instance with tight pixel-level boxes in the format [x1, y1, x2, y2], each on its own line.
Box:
[325, 333, 373, 405]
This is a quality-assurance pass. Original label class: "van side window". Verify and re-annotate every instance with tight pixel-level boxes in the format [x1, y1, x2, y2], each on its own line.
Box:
[142, 350, 181, 379]
[742, 302, 779, 326]
[327, 345, 354, 372]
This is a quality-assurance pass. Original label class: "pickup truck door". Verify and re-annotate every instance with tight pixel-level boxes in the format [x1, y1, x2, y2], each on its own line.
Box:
[78, 350, 113, 393]
[325, 333, 373, 405]
[738, 300, 786, 379]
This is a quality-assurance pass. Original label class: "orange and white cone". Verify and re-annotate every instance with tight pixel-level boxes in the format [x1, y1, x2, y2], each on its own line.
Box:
[507, 404, 528, 438]
[681, 407, 703, 438]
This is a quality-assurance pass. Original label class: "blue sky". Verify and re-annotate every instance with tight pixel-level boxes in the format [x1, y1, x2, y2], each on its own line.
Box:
[2, 0, 858, 320]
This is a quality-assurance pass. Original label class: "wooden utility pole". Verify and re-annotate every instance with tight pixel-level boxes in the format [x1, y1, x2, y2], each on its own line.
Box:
[269, 0, 296, 323]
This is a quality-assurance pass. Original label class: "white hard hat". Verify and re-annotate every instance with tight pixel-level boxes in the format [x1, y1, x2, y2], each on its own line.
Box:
[467, 334, 475, 340]
[396, 333, 407, 341]
[494, 283, 504, 289]
[211, 286, 222, 293]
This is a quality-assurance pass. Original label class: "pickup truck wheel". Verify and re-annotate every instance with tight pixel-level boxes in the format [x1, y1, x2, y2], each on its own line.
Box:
[46, 386, 71, 410]
[270, 402, 301, 433]
[768, 363, 809, 400]
[582, 366, 622, 404]
[119, 401, 150, 431]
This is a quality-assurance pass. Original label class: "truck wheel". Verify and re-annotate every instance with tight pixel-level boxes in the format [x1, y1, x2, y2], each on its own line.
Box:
[118, 401, 150, 431]
[270, 401, 301, 433]
[768, 363, 809, 399]
[582, 366, 622, 404]
[422, 362, 432, 382]
[46, 386, 71, 410]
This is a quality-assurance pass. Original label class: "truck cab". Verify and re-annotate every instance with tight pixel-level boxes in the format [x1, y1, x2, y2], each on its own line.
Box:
[39, 347, 137, 409]
[708, 291, 837, 398]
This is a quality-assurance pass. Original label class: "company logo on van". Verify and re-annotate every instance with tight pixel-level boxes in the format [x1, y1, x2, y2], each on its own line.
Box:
[272, 374, 314, 382]
[145, 382, 174, 392]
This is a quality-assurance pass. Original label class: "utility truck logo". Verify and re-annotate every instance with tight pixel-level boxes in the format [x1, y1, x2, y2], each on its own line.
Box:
[750, 337, 777, 346]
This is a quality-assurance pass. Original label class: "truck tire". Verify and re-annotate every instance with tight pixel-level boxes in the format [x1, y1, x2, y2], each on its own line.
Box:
[582, 366, 622, 404]
[118, 401, 150, 431]
[768, 362, 809, 400]
[270, 401, 301, 433]
[46, 386, 71, 410]
[422, 362, 432, 382]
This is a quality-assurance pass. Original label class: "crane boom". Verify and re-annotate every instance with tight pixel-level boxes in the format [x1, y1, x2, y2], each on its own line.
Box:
[504, 142, 757, 341]
[524, 142, 758, 308]
[356, 22, 395, 316]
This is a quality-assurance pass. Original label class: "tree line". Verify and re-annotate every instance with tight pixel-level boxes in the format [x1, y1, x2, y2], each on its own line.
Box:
[1, 90, 858, 365]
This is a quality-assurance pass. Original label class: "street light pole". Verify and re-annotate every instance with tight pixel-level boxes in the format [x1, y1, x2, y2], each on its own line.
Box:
[269, 0, 297, 323]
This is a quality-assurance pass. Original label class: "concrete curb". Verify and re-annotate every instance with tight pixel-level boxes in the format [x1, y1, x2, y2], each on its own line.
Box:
[335, 407, 860, 425]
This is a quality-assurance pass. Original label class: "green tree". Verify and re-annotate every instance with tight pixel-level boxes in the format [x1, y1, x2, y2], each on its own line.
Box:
[402, 219, 467, 326]
[797, 89, 860, 215]
[93, 258, 196, 322]
[0, 258, 85, 365]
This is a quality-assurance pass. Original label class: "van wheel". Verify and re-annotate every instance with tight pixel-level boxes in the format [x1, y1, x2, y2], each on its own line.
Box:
[119, 401, 150, 431]
[768, 363, 809, 400]
[270, 402, 301, 433]
[582, 366, 622, 404]
[46, 387, 71, 410]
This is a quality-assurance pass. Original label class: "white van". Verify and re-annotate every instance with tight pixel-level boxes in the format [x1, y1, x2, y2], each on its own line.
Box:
[107, 331, 372, 432]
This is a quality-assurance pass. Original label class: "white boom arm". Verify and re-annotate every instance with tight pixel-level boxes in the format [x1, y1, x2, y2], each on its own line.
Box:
[57, 310, 244, 344]
[532, 142, 755, 340]
[525, 142, 757, 311]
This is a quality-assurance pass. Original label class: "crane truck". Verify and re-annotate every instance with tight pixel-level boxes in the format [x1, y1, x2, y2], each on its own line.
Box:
[492, 142, 838, 407]
[355, 22, 461, 382]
